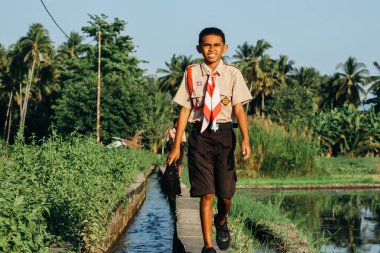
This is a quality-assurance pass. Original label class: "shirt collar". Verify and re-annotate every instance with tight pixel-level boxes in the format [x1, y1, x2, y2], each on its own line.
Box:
[200, 60, 226, 77]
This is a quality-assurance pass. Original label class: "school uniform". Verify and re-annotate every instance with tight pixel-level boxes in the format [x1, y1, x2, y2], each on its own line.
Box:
[173, 60, 252, 198]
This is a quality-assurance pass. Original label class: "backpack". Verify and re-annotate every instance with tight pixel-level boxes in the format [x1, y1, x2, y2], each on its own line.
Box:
[161, 162, 181, 198]
[187, 66, 201, 110]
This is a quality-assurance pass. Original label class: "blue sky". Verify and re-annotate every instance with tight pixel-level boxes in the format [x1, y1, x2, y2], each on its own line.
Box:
[0, 0, 379, 76]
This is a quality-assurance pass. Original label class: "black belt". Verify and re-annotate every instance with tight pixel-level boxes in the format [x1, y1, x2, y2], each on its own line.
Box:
[192, 122, 238, 130]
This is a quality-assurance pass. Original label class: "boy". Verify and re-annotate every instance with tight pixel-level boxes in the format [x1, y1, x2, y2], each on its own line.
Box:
[167, 27, 252, 253]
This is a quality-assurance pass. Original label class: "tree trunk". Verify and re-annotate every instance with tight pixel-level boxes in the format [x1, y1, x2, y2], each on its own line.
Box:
[97, 31, 101, 143]
[19, 82, 23, 121]
[261, 92, 265, 117]
[3, 89, 13, 139]
[20, 58, 36, 134]
[6, 104, 12, 146]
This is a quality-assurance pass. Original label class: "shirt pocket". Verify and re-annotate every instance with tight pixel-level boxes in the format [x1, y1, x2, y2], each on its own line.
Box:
[191, 87, 205, 110]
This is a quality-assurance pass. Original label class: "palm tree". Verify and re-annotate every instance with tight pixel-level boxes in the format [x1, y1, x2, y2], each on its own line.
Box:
[366, 61, 380, 112]
[157, 54, 194, 97]
[333, 57, 369, 108]
[233, 39, 273, 115]
[35, 49, 59, 103]
[17, 23, 52, 134]
[289, 66, 322, 110]
[232, 42, 255, 90]
[233, 42, 254, 62]
[250, 40, 275, 115]
[0, 45, 12, 142]
[57, 32, 84, 59]
[370, 61, 380, 90]
[274, 55, 294, 86]
[289, 67, 320, 91]
[251, 55, 278, 115]
[0, 44, 24, 144]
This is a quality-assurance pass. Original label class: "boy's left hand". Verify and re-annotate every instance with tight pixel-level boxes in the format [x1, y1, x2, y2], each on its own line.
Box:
[241, 140, 251, 160]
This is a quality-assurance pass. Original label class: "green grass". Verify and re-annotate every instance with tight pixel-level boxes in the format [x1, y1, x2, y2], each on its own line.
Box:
[230, 192, 320, 252]
[237, 176, 375, 186]
[317, 156, 380, 174]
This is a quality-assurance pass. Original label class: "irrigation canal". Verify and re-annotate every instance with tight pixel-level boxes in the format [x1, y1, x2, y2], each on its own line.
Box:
[110, 173, 174, 253]
[109, 173, 380, 253]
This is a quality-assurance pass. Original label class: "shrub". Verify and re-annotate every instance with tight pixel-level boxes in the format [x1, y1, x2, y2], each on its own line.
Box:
[0, 132, 157, 252]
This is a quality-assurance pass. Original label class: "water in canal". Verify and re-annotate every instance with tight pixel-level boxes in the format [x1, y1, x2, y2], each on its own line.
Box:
[111, 173, 174, 253]
[244, 189, 380, 253]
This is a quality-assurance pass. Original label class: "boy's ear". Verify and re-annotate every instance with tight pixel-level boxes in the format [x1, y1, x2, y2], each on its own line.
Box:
[196, 45, 202, 53]
[223, 44, 229, 53]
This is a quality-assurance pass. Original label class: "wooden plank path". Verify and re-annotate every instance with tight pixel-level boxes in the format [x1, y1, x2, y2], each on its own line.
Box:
[175, 187, 229, 253]
[159, 166, 229, 252]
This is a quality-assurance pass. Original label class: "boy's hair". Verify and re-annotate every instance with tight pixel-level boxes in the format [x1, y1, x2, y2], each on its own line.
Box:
[198, 27, 225, 45]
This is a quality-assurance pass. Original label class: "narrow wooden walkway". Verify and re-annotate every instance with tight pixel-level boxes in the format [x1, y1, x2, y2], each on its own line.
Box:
[175, 187, 229, 253]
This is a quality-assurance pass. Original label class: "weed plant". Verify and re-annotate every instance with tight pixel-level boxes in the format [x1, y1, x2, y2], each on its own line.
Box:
[0, 132, 157, 252]
[235, 117, 318, 178]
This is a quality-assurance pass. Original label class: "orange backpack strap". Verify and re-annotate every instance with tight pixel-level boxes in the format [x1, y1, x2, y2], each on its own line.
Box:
[186, 66, 201, 110]
[187, 66, 193, 95]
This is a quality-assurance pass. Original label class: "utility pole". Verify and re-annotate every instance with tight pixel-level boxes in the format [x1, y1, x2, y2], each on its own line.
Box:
[97, 31, 101, 144]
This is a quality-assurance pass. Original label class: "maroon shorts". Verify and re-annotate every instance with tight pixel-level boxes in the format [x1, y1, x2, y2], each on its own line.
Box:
[187, 123, 237, 198]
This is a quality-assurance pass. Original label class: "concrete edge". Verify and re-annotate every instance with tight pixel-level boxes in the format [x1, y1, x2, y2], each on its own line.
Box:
[95, 165, 156, 253]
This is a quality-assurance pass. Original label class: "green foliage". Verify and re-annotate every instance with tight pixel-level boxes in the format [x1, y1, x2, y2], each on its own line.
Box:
[235, 117, 318, 177]
[366, 61, 380, 112]
[157, 54, 195, 97]
[313, 106, 380, 156]
[367, 87, 380, 113]
[142, 77, 175, 152]
[0, 132, 156, 252]
[53, 14, 157, 143]
[264, 85, 315, 130]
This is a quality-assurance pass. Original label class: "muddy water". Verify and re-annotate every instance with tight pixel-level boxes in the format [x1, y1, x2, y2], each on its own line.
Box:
[111, 174, 174, 253]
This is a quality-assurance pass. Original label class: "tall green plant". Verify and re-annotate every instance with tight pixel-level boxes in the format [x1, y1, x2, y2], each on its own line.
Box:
[235, 117, 317, 177]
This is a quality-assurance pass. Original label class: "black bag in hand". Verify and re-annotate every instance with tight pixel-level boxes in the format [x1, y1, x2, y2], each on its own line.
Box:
[161, 162, 181, 198]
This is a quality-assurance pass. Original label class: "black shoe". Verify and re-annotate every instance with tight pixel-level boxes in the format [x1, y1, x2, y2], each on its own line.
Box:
[214, 214, 231, 250]
[201, 247, 216, 253]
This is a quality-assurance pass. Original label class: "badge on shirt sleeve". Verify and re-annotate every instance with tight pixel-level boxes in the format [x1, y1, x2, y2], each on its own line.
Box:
[221, 96, 230, 106]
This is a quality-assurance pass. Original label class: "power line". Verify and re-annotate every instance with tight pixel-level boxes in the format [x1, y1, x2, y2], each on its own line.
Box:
[39, 0, 70, 40]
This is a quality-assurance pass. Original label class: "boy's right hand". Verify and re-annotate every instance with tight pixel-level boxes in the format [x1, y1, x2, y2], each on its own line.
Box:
[167, 146, 180, 165]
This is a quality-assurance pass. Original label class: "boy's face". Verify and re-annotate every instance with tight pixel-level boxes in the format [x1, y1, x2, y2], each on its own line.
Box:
[197, 34, 228, 69]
